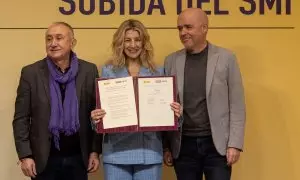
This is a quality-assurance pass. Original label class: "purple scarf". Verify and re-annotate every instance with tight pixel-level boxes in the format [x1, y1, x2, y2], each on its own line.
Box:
[46, 53, 80, 150]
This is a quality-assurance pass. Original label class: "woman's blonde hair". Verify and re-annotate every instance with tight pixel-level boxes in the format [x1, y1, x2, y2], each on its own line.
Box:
[108, 19, 156, 72]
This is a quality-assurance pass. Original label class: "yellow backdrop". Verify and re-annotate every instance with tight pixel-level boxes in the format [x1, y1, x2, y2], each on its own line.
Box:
[0, 0, 299, 179]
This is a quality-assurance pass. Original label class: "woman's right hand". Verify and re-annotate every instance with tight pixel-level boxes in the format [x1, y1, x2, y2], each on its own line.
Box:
[91, 109, 106, 124]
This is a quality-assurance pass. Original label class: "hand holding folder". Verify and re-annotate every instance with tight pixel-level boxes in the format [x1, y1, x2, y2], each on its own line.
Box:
[95, 76, 178, 133]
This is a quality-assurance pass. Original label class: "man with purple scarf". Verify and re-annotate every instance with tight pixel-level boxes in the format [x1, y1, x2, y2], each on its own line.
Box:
[12, 22, 102, 180]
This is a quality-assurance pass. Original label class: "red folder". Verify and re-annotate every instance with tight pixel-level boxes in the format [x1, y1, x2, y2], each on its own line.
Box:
[95, 76, 178, 133]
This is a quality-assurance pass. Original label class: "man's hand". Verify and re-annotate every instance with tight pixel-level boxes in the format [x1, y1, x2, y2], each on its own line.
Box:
[163, 150, 173, 167]
[87, 152, 100, 173]
[20, 158, 37, 178]
[226, 147, 241, 166]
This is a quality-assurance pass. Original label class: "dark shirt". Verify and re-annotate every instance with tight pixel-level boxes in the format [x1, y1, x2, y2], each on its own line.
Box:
[183, 45, 211, 136]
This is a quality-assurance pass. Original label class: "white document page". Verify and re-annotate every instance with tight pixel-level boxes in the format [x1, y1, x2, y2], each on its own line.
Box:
[138, 77, 174, 127]
[98, 77, 138, 129]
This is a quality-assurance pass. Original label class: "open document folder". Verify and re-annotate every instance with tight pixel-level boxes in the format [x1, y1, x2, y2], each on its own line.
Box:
[95, 76, 178, 133]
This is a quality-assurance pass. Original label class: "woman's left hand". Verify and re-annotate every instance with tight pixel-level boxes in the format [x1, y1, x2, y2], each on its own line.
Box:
[170, 102, 182, 118]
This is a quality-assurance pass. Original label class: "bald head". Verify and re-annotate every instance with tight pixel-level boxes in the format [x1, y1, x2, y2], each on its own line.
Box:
[179, 8, 208, 27]
[177, 8, 209, 53]
[46, 22, 75, 39]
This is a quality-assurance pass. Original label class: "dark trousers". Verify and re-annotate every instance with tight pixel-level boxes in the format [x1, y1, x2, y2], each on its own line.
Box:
[174, 136, 231, 180]
[32, 154, 87, 180]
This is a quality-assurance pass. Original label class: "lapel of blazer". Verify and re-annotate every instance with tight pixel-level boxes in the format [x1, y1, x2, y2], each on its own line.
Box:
[39, 59, 51, 106]
[139, 66, 151, 76]
[39, 59, 86, 107]
[114, 66, 150, 77]
[206, 43, 219, 96]
[76, 60, 85, 105]
[175, 50, 186, 106]
[114, 67, 129, 78]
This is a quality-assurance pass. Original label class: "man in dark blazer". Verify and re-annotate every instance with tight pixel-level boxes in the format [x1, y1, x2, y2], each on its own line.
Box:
[12, 22, 102, 180]
[163, 8, 246, 180]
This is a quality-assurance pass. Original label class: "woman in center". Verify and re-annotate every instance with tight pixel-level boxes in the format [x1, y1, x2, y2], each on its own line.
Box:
[91, 19, 181, 180]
